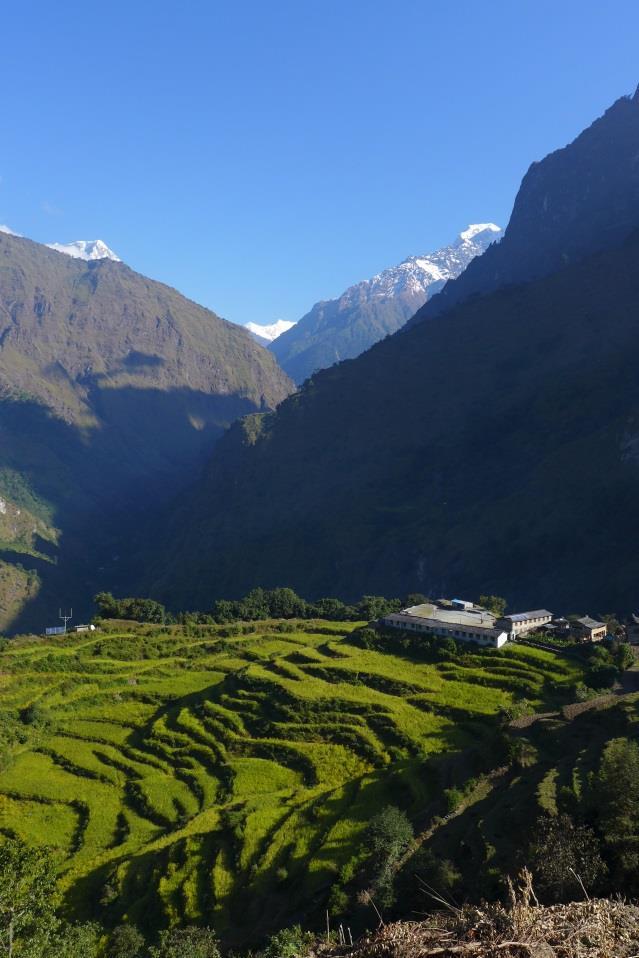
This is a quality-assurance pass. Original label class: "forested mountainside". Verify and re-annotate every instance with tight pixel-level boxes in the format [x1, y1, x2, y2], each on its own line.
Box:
[411, 86, 639, 324]
[271, 225, 502, 384]
[0, 232, 293, 630]
[147, 91, 639, 613]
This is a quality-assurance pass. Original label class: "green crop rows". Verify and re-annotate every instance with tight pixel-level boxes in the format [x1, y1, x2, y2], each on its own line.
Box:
[0, 621, 583, 944]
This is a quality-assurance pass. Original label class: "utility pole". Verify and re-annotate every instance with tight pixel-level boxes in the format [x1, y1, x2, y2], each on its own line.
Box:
[59, 608, 73, 634]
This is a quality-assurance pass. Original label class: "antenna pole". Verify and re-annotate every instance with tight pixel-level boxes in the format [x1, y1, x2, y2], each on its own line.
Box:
[59, 608, 73, 634]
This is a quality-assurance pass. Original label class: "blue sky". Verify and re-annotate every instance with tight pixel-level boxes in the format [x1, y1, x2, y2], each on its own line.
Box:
[2, 1, 638, 326]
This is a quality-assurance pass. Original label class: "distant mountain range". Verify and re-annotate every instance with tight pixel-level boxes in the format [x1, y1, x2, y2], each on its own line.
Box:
[270, 224, 502, 383]
[0, 232, 292, 630]
[148, 86, 639, 613]
[245, 319, 296, 345]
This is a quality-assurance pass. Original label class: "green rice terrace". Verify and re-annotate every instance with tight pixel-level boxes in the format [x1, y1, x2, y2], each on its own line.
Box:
[0, 619, 588, 945]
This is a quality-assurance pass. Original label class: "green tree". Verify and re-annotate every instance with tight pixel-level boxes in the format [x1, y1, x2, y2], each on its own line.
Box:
[107, 925, 146, 958]
[44, 922, 100, 958]
[479, 595, 507, 617]
[528, 814, 605, 901]
[311, 597, 349, 620]
[611, 640, 634, 671]
[364, 805, 414, 909]
[266, 588, 307, 619]
[396, 847, 460, 912]
[0, 839, 57, 958]
[601, 614, 624, 638]
[149, 927, 220, 958]
[357, 596, 401, 621]
[94, 591, 120, 618]
[19, 703, 54, 730]
[261, 924, 314, 958]
[238, 588, 270, 620]
[404, 593, 428, 608]
[210, 599, 237, 623]
[435, 637, 459, 660]
[588, 738, 639, 885]
[122, 598, 166, 624]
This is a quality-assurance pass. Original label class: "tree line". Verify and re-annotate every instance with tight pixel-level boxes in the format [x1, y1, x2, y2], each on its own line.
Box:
[93, 588, 427, 625]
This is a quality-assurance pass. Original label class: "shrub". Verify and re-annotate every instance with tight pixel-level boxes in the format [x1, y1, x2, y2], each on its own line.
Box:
[528, 814, 605, 901]
[108, 924, 146, 958]
[148, 927, 220, 958]
[364, 805, 414, 909]
[20, 701, 54, 729]
[261, 924, 315, 958]
[443, 787, 465, 813]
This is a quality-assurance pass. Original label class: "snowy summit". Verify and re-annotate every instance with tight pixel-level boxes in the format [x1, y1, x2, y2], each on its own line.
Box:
[459, 223, 502, 243]
[245, 319, 296, 344]
[357, 223, 504, 302]
[46, 239, 121, 262]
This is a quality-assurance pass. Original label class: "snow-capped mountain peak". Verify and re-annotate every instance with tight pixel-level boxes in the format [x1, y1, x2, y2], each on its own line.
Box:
[245, 319, 295, 344]
[458, 223, 502, 243]
[46, 239, 121, 262]
[351, 223, 503, 303]
[0, 224, 21, 236]
[271, 221, 504, 383]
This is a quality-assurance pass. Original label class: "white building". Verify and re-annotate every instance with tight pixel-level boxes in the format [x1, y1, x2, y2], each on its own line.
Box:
[382, 600, 510, 648]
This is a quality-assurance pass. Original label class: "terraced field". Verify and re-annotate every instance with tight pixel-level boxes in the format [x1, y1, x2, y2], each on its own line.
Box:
[0, 621, 585, 944]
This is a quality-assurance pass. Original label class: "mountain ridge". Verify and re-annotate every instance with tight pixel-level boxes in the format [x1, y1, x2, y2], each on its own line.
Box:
[0, 230, 293, 629]
[146, 88, 639, 612]
[270, 224, 502, 383]
[410, 88, 639, 325]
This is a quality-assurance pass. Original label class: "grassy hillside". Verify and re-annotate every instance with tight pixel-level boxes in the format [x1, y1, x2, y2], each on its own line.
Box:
[0, 621, 585, 946]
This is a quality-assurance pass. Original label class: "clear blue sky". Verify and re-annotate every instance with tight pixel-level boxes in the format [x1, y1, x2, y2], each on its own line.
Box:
[1, 1, 638, 326]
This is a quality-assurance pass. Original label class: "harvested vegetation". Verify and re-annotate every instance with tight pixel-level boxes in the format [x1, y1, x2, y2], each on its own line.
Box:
[331, 871, 639, 957]
[0, 622, 584, 945]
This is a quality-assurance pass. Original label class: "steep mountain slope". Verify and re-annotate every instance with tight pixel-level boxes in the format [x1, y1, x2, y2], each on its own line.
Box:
[149, 92, 639, 613]
[411, 86, 639, 324]
[270, 225, 502, 383]
[0, 232, 293, 629]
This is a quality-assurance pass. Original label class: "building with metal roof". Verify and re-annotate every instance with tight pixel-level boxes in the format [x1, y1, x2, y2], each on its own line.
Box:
[497, 610, 553, 637]
[381, 601, 510, 648]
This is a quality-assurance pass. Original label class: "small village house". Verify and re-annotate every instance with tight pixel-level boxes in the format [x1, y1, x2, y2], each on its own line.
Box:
[571, 616, 607, 642]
